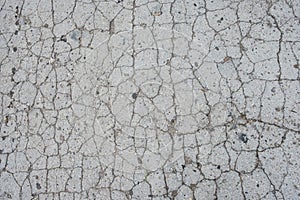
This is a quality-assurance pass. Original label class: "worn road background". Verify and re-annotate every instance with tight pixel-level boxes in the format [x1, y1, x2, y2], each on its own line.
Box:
[0, 0, 299, 199]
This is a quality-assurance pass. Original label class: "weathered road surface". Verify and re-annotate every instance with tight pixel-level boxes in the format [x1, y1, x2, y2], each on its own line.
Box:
[0, 0, 299, 199]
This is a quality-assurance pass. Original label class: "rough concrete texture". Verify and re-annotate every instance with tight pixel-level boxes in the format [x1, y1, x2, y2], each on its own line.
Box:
[0, 0, 299, 199]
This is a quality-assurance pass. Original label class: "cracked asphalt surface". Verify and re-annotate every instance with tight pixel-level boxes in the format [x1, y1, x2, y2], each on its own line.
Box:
[0, 0, 299, 199]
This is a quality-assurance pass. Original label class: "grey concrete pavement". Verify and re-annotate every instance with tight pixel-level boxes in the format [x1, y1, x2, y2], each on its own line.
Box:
[0, 0, 299, 199]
